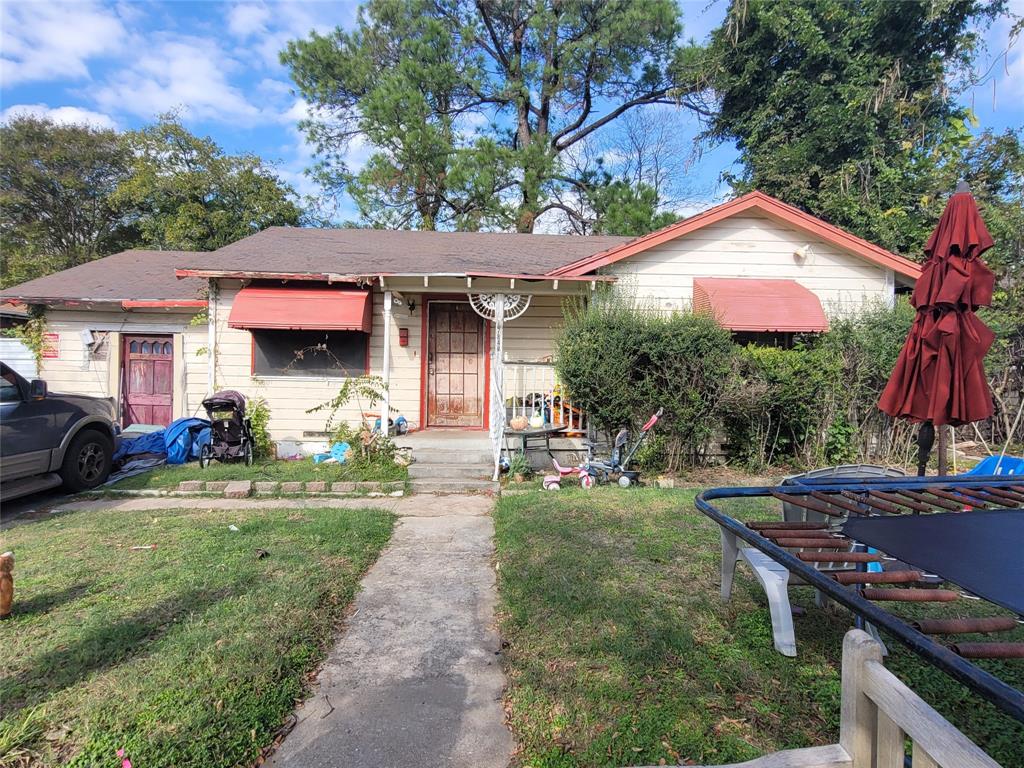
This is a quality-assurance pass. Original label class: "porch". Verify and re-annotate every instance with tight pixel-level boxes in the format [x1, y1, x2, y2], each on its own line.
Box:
[374, 273, 604, 479]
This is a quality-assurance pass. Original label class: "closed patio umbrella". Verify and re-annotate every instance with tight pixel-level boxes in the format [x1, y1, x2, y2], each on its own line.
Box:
[878, 182, 996, 474]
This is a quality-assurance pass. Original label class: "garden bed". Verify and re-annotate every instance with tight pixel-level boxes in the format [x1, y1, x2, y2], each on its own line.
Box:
[0, 504, 394, 767]
[493, 487, 1024, 767]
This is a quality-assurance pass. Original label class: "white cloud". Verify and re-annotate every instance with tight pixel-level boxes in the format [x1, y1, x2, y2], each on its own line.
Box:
[223, 1, 353, 70]
[0, 103, 118, 129]
[92, 35, 262, 124]
[0, 1, 126, 85]
[227, 2, 272, 39]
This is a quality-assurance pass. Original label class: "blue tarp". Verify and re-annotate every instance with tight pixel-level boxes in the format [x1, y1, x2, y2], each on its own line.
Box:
[113, 417, 210, 464]
[963, 454, 1024, 476]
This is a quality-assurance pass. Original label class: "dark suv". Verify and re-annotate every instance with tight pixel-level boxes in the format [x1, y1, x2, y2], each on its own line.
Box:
[1, 361, 120, 500]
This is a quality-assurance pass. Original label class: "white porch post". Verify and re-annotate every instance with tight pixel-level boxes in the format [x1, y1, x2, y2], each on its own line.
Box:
[381, 289, 392, 434]
[207, 278, 218, 395]
[490, 294, 505, 480]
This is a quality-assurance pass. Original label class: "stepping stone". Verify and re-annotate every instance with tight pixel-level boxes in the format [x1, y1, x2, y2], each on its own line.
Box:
[224, 480, 251, 498]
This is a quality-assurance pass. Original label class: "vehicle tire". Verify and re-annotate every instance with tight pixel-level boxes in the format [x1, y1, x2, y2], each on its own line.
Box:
[580, 474, 595, 490]
[60, 429, 113, 491]
[543, 479, 561, 491]
[243, 442, 254, 466]
[199, 443, 212, 469]
[618, 475, 632, 488]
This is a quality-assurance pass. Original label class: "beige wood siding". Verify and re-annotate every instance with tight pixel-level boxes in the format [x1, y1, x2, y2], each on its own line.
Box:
[207, 283, 423, 447]
[38, 309, 202, 421]
[604, 213, 894, 315]
[502, 294, 569, 362]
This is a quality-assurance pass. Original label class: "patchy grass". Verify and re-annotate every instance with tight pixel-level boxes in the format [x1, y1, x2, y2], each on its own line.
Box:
[0, 505, 394, 768]
[494, 488, 1024, 767]
[108, 457, 407, 490]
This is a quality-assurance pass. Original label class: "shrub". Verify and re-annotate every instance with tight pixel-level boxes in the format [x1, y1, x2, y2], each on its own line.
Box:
[247, 396, 274, 459]
[722, 299, 917, 470]
[556, 293, 734, 471]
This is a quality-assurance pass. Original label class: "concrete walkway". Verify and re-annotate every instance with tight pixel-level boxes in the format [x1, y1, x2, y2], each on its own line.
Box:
[267, 504, 513, 768]
[43, 492, 514, 766]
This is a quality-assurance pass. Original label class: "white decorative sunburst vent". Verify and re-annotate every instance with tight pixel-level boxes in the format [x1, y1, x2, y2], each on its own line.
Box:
[469, 293, 531, 321]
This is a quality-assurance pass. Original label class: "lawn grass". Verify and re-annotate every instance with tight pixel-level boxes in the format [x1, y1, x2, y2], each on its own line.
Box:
[108, 457, 407, 490]
[494, 487, 1024, 767]
[0, 504, 394, 768]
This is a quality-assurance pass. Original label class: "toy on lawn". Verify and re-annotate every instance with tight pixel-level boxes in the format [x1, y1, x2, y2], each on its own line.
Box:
[543, 408, 662, 490]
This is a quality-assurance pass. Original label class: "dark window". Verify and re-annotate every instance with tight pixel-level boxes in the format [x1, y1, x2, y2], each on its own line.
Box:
[252, 329, 367, 377]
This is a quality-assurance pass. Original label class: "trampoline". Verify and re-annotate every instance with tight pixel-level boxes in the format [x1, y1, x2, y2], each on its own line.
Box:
[696, 474, 1024, 724]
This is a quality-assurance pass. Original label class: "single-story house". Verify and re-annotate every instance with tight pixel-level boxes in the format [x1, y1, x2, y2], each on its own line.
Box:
[0, 191, 920, 463]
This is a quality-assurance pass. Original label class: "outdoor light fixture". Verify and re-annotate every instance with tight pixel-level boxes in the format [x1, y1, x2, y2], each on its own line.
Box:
[406, 297, 417, 314]
[793, 244, 813, 262]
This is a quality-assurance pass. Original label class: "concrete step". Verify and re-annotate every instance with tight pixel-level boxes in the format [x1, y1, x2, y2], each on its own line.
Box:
[409, 478, 497, 494]
[409, 449, 492, 465]
[408, 463, 492, 480]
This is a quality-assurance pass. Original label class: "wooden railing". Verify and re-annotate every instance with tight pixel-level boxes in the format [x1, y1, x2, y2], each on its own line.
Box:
[503, 360, 588, 435]
[632, 630, 1003, 768]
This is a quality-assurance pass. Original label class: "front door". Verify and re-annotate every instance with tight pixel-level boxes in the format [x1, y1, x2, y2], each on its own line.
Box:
[122, 335, 173, 426]
[426, 302, 485, 427]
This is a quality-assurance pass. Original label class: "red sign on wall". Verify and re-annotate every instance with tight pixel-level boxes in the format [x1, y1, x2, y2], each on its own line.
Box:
[40, 333, 59, 359]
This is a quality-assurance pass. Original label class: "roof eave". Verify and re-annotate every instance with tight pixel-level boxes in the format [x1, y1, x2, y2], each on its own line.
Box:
[548, 191, 922, 280]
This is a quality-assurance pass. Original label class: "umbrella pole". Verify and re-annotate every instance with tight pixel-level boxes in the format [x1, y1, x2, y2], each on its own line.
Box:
[916, 422, 935, 476]
[937, 425, 949, 476]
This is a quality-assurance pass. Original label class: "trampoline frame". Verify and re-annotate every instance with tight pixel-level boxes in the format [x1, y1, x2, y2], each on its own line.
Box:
[695, 474, 1024, 724]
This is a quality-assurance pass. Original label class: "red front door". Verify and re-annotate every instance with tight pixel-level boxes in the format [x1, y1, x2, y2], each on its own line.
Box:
[427, 302, 486, 427]
[122, 335, 173, 426]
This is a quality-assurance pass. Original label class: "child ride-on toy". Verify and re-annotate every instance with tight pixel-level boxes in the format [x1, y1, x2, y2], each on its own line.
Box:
[543, 408, 662, 490]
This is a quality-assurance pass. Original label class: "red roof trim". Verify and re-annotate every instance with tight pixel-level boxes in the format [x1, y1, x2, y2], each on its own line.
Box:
[121, 300, 207, 309]
[548, 191, 922, 280]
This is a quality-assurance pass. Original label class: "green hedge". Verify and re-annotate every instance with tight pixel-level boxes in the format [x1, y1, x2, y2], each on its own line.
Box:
[556, 296, 734, 471]
[556, 295, 929, 472]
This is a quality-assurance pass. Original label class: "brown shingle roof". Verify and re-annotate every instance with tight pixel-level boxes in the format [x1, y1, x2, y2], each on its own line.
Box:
[175, 227, 633, 278]
[0, 250, 206, 304]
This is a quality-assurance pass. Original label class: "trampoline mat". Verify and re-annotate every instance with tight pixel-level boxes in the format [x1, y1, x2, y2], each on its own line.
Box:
[843, 510, 1024, 616]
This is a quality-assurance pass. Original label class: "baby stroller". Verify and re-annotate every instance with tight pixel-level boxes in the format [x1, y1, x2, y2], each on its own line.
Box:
[199, 390, 255, 467]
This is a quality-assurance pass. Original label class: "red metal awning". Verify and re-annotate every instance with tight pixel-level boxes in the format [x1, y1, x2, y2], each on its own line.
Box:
[692, 278, 828, 332]
[228, 286, 373, 332]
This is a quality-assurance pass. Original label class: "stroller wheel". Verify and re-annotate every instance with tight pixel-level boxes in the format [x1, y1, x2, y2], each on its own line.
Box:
[617, 475, 632, 488]
[199, 443, 212, 469]
[243, 442, 254, 466]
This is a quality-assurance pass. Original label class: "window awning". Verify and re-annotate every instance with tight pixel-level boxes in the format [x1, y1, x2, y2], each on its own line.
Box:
[692, 278, 828, 332]
[228, 286, 372, 332]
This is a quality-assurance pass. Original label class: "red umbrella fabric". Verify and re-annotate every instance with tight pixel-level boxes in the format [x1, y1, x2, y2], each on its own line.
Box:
[878, 186, 995, 426]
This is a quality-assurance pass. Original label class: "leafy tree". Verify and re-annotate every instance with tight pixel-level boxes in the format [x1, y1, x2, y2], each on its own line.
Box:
[114, 117, 302, 251]
[705, 0, 1005, 253]
[588, 180, 677, 236]
[282, 0, 705, 231]
[0, 116, 135, 287]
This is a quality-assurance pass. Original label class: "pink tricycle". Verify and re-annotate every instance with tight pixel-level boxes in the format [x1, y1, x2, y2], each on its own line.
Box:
[542, 408, 662, 490]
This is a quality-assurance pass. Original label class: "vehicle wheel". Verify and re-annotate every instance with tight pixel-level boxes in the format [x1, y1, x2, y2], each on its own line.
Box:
[60, 429, 113, 491]
[543, 479, 561, 491]
[199, 444, 212, 469]
[618, 475, 632, 488]
[243, 442, 254, 466]
[580, 474, 595, 490]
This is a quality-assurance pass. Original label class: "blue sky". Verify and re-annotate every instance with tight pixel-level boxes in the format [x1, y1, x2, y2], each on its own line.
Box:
[2, 0, 1021, 224]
